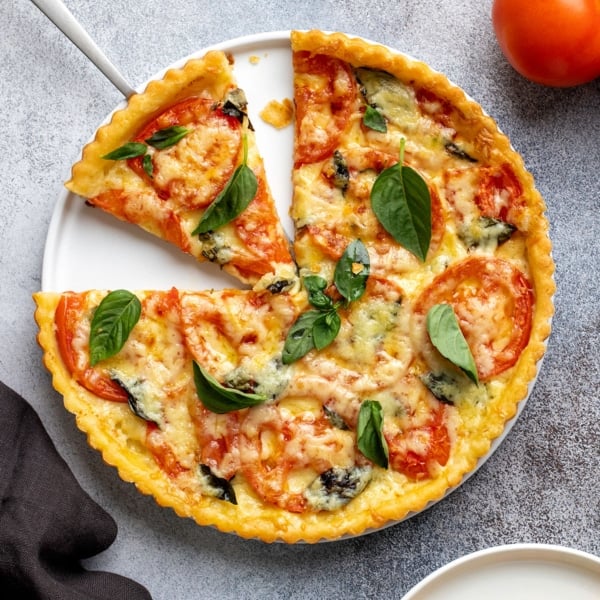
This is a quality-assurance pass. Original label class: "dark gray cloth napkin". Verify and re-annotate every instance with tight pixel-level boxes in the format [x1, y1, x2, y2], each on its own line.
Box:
[0, 381, 152, 599]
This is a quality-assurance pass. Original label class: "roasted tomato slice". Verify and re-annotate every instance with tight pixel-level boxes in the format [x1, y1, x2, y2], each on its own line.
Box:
[474, 163, 524, 223]
[91, 189, 191, 253]
[444, 163, 525, 227]
[415, 88, 455, 129]
[192, 405, 241, 481]
[146, 422, 188, 478]
[293, 52, 357, 166]
[385, 404, 451, 480]
[414, 256, 534, 380]
[239, 404, 356, 513]
[54, 293, 129, 402]
[231, 177, 294, 279]
[128, 96, 243, 209]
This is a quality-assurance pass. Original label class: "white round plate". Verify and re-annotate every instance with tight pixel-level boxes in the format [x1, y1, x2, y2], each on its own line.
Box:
[41, 31, 541, 529]
[402, 544, 600, 600]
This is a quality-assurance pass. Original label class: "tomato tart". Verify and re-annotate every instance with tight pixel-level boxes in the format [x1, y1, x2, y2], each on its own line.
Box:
[34, 30, 554, 543]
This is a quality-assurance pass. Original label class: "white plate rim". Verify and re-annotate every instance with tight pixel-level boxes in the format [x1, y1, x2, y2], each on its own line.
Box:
[401, 543, 600, 599]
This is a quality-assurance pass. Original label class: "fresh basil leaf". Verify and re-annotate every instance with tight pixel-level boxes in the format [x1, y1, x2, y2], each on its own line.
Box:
[370, 141, 431, 262]
[89, 290, 142, 366]
[282, 309, 324, 364]
[363, 105, 387, 133]
[426, 303, 479, 384]
[308, 290, 334, 310]
[145, 125, 190, 150]
[284, 240, 372, 364]
[142, 153, 153, 178]
[303, 275, 328, 293]
[312, 310, 341, 350]
[192, 361, 267, 414]
[192, 138, 258, 235]
[193, 163, 258, 234]
[101, 142, 147, 161]
[357, 400, 389, 469]
[334, 239, 370, 303]
[304, 275, 334, 310]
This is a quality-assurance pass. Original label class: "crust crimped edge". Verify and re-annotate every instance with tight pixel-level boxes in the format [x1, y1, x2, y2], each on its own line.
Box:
[34, 30, 555, 543]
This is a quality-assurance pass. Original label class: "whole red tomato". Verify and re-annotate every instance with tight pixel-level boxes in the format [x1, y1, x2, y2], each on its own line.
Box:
[492, 0, 600, 87]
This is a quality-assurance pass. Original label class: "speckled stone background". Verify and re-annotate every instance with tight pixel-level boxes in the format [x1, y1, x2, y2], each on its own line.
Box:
[2, 1, 599, 598]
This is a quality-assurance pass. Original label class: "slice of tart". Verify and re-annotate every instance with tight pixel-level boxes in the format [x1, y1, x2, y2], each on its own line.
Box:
[66, 50, 296, 290]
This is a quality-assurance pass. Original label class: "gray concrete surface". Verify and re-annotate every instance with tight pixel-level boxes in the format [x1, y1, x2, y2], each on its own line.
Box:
[1, 1, 598, 598]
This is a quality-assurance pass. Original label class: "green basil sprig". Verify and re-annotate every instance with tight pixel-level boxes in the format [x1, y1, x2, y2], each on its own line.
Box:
[101, 142, 147, 161]
[282, 309, 341, 365]
[142, 154, 153, 178]
[144, 125, 190, 150]
[363, 105, 387, 133]
[426, 303, 479, 384]
[282, 240, 370, 364]
[333, 238, 371, 302]
[303, 275, 334, 310]
[192, 136, 258, 235]
[101, 126, 191, 178]
[89, 290, 141, 366]
[370, 138, 431, 262]
[193, 361, 267, 414]
[357, 400, 389, 468]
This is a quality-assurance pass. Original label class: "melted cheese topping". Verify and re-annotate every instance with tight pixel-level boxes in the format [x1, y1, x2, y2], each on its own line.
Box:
[151, 121, 241, 209]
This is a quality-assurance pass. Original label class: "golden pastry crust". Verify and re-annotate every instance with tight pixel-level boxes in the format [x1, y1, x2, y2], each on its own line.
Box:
[34, 30, 554, 544]
[259, 98, 294, 129]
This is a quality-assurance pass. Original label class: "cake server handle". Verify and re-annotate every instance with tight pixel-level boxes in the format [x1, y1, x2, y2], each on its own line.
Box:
[30, 0, 135, 98]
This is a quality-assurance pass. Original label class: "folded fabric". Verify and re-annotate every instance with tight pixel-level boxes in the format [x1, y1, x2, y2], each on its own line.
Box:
[0, 381, 152, 599]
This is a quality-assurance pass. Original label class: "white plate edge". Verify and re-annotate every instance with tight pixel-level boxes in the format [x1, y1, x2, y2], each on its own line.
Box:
[401, 543, 600, 599]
